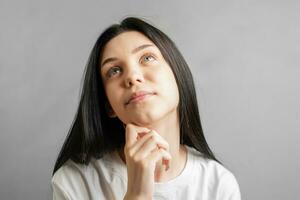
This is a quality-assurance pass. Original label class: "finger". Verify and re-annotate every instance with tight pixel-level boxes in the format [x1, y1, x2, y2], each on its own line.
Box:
[131, 130, 169, 157]
[133, 130, 171, 162]
[133, 134, 159, 160]
[125, 123, 150, 147]
[147, 148, 172, 170]
[130, 131, 153, 155]
[147, 130, 169, 152]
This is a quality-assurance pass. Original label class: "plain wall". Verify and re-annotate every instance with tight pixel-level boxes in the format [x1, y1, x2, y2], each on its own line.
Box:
[1, 0, 299, 199]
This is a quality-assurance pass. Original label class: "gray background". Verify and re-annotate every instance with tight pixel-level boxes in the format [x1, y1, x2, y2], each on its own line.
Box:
[1, 0, 299, 199]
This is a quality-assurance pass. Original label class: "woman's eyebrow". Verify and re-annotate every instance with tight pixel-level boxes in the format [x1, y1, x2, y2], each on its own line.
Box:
[101, 44, 154, 68]
[131, 44, 153, 54]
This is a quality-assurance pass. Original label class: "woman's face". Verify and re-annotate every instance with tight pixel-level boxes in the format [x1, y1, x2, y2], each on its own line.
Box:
[100, 31, 179, 126]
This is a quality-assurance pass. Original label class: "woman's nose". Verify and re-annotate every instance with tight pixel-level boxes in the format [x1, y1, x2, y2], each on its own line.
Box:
[124, 66, 145, 87]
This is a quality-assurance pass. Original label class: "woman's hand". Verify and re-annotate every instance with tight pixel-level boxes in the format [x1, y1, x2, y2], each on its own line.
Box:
[123, 123, 172, 200]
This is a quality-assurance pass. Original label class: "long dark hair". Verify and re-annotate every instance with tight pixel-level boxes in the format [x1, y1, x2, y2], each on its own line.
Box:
[53, 17, 220, 175]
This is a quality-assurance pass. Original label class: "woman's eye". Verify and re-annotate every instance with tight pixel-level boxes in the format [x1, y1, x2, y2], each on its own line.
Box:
[107, 66, 121, 78]
[141, 54, 155, 63]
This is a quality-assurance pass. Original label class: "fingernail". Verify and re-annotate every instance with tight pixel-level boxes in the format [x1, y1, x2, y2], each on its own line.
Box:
[162, 159, 169, 171]
[165, 163, 169, 171]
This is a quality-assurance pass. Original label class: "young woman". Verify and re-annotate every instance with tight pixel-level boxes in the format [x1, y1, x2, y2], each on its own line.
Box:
[52, 17, 241, 200]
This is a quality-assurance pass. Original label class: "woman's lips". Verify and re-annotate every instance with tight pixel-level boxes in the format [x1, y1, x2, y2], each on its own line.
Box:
[126, 91, 155, 105]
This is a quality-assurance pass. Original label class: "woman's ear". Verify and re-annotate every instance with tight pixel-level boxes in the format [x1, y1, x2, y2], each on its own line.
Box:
[105, 101, 117, 118]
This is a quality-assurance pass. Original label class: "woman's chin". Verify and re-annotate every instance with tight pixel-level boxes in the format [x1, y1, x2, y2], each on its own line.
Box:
[129, 114, 159, 127]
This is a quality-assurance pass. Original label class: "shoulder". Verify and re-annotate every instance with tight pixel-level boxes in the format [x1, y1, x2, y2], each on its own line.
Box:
[51, 152, 127, 199]
[52, 152, 125, 183]
[187, 145, 238, 182]
[186, 146, 241, 200]
[51, 159, 95, 199]
[51, 159, 88, 188]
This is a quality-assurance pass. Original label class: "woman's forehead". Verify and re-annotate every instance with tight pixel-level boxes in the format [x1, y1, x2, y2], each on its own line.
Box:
[102, 31, 156, 56]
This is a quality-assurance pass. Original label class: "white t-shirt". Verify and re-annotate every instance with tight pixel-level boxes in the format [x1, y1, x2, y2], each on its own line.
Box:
[52, 145, 241, 200]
